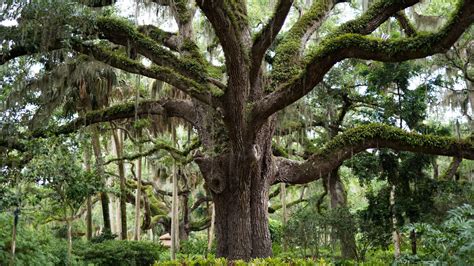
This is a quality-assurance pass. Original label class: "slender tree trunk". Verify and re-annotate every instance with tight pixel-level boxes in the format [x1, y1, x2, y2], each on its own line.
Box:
[410, 229, 417, 255]
[115, 198, 121, 238]
[112, 129, 127, 240]
[134, 148, 142, 241]
[432, 157, 439, 179]
[170, 162, 179, 259]
[280, 183, 287, 251]
[180, 192, 190, 241]
[208, 203, 215, 252]
[10, 208, 18, 266]
[109, 195, 116, 234]
[86, 197, 92, 240]
[91, 126, 112, 234]
[67, 216, 72, 266]
[390, 184, 401, 259]
[83, 145, 93, 240]
[328, 169, 358, 259]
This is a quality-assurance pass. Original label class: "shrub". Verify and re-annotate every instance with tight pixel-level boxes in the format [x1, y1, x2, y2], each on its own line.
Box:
[75, 240, 163, 266]
[153, 257, 329, 266]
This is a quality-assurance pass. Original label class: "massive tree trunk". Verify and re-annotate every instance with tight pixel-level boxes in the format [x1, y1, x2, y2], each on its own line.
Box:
[196, 116, 275, 260]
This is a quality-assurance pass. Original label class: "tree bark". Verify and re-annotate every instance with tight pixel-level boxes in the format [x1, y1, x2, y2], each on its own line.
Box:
[91, 126, 112, 234]
[170, 162, 179, 259]
[208, 203, 215, 252]
[390, 184, 401, 259]
[328, 169, 358, 260]
[86, 197, 92, 240]
[134, 145, 142, 241]
[83, 143, 93, 240]
[112, 129, 128, 240]
[198, 120, 275, 260]
[66, 216, 72, 266]
[280, 183, 287, 251]
[410, 229, 417, 255]
[10, 208, 18, 266]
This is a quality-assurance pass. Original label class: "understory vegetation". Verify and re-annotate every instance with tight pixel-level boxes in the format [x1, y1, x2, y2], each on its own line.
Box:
[1, 0, 473, 265]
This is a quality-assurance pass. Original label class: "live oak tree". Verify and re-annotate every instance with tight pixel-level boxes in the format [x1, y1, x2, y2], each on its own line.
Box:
[1, 0, 474, 260]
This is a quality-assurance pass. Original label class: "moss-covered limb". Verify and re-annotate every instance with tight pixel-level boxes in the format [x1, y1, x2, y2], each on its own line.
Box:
[253, 0, 473, 126]
[275, 116, 327, 137]
[104, 138, 200, 165]
[271, 0, 344, 86]
[250, 0, 294, 85]
[72, 41, 223, 105]
[77, 0, 114, 7]
[189, 217, 212, 232]
[138, 25, 180, 51]
[268, 198, 307, 213]
[127, 178, 190, 201]
[96, 17, 208, 83]
[196, 0, 250, 77]
[0, 26, 63, 65]
[169, 0, 193, 25]
[31, 99, 195, 139]
[439, 157, 463, 180]
[272, 142, 289, 158]
[394, 11, 417, 37]
[273, 124, 474, 185]
[331, 0, 420, 37]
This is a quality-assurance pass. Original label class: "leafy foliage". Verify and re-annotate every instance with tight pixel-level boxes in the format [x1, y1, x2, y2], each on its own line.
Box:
[0, 214, 69, 266]
[75, 240, 163, 266]
[403, 204, 474, 264]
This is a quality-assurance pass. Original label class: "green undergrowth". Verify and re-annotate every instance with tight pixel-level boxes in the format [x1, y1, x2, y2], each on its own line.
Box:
[154, 257, 331, 266]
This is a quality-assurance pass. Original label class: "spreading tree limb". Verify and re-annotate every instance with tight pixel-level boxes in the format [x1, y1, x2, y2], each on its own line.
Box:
[273, 124, 474, 184]
[254, 0, 474, 126]
[250, 0, 294, 85]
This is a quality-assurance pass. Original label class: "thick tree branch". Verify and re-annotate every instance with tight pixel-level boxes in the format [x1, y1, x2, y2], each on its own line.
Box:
[78, 0, 114, 7]
[96, 17, 206, 83]
[138, 25, 181, 52]
[254, 0, 474, 125]
[271, 0, 343, 86]
[31, 99, 196, 138]
[0, 26, 62, 65]
[72, 41, 222, 106]
[105, 138, 200, 165]
[331, 0, 420, 37]
[195, 0, 249, 97]
[273, 124, 474, 185]
[250, 0, 294, 85]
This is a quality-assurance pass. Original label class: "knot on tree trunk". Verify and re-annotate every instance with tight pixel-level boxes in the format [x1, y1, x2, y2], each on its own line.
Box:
[208, 177, 226, 193]
[194, 152, 228, 194]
